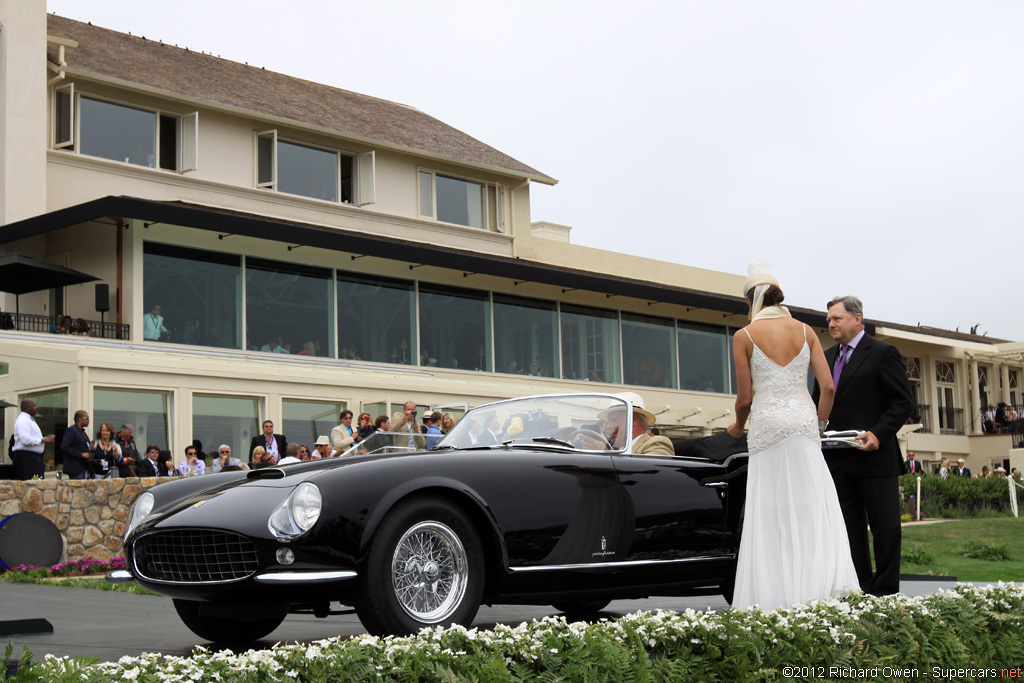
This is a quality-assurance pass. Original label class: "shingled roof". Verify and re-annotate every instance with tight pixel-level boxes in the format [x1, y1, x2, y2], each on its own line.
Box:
[46, 14, 555, 184]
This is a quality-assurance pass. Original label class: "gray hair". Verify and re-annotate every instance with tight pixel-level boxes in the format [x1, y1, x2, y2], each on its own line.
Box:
[119, 423, 134, 433]
[219, 444, 231, 453]
[826, 295, 863, 316]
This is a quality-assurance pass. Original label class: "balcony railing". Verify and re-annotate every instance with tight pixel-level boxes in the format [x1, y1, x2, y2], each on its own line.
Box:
[912, 403, 932, 433]
[938, 407, 964, 435]
[0, 312, 129, 340]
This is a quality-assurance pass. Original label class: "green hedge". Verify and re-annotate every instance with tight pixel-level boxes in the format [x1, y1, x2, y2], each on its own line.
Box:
[900, 473, 1023, 518]
[6, 584, 1024, 682]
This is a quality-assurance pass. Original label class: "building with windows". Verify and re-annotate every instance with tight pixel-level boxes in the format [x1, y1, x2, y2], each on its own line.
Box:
[1, 1, 1022, 476]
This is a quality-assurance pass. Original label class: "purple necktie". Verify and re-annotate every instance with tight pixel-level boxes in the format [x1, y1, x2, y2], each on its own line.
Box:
[832, 345, 849, 388]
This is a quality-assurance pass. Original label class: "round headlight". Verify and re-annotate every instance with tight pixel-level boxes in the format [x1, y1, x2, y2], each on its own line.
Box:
[291, 483, 322, 530]
[269, 483, 322, 540]
[125, 491, 155, 539]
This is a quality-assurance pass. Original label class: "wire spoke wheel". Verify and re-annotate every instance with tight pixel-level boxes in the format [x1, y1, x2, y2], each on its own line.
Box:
[391, 521, 468, 622]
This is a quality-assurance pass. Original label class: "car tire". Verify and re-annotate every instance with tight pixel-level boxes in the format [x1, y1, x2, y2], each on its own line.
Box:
[172, 599, 286, 644]
[355, 495, 484, 636]
[551, 599, 611, 616]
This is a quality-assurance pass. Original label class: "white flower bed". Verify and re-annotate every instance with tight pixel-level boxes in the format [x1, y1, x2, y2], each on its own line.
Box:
[23, 583, 1024, 683]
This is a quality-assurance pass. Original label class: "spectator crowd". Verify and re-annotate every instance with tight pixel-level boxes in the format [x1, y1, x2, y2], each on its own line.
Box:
[9, 399, 461, 480]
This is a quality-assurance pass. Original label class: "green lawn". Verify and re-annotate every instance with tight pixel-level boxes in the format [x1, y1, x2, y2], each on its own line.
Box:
[898, 516, 1024, 581]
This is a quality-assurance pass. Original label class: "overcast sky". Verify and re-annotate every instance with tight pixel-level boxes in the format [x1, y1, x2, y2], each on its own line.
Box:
[48, 1, 1024, 340]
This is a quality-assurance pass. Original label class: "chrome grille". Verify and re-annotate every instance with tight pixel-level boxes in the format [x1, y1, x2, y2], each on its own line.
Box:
[133, 529, 259, 583]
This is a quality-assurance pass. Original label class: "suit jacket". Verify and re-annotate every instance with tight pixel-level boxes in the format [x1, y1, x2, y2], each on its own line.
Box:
[632, 433, 675, 456]
[905, 459, 922, 475]
[815, 334, 914, 478]
[136, 457, 160, 477]
[60, 424, 91, 477]
[249, 434, 287, 462]
[952, 466, 972, 478]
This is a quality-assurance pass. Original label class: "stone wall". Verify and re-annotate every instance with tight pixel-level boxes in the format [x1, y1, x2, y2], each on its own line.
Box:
[0, 478, 174, 564]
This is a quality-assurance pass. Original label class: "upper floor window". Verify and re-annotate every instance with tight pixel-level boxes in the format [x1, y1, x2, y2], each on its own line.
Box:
[418, 169, 504, 230]
[255, 130, 374, 205]
[52, 85, 197, 172]
[936, 360, 955, 384]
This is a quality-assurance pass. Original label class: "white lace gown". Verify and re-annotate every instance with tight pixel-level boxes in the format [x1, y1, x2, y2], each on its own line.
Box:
[732, 338, 860, 611]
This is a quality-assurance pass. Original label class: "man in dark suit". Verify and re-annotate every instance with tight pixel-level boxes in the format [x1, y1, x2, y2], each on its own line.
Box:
[136, 444, 163, 477]
[904, 451, 922, 475]
[60, 410, 93, 480]
[951, 458, 972, 477]
[816, 296, 913, 597]
[249, 420, 286, 464]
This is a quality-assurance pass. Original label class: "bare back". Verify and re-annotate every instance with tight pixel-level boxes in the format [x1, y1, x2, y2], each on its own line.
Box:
[743, 317, 813, 366]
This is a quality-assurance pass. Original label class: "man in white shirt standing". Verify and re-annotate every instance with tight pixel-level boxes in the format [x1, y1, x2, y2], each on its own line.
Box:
[143, 304, 169, 341]
[11, 398, 55, 480]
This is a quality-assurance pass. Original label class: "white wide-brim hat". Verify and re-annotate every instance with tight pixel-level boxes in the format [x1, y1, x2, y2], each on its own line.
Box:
[599, 391, 658, 427]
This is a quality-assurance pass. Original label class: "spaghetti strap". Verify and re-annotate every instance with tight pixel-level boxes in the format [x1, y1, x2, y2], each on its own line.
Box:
[803, 324, 811, 345]
[743, 328, 753, 343]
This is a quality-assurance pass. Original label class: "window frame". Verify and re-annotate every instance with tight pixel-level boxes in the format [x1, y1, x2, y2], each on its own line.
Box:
[52, 82, 75, 149]
[417, 167, 504, 231]
[254, 130, 373, 205]
[54, 89, 198, 172]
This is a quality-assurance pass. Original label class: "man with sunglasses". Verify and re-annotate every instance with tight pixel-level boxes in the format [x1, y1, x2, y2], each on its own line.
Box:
[211, 444, 242, 473]
[330, 409, 357, 452]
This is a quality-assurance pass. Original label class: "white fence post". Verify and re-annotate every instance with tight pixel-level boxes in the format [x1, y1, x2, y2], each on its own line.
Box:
[1010, 477, 1021, 518]
[916, 476, 922, 521]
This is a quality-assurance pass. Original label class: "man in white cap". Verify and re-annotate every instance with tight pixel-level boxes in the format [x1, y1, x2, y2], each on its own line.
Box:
[951, 458, 971, 478]
[603, 392, 674, 455]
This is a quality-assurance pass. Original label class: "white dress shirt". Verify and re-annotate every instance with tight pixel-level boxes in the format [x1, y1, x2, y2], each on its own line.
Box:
[13, 411, 45, 454]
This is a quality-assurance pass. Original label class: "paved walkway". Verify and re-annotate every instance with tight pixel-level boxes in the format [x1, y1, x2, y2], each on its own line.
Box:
[0, 578, 994, 664]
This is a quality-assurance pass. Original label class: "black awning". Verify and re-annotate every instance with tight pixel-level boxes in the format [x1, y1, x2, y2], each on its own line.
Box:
[0, 196, 833, 329]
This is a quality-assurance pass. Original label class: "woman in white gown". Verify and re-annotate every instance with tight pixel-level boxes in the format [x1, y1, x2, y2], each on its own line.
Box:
[727, 263, 860, 610]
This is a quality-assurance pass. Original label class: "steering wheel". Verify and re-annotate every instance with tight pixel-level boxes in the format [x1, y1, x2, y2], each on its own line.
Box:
[566, 429, 612, 451]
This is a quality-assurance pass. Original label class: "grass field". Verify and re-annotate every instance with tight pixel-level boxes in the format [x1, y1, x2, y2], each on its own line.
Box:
[899, 516, 1024, 581]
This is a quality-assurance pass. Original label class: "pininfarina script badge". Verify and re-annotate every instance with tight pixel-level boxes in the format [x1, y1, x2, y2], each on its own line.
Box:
[592, 535, 615, 558]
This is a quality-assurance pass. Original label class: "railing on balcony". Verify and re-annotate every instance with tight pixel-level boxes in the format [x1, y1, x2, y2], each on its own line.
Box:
[938, 406, 964, 435]
[912, 403, 932, 433]
[0, 312, 129, 341]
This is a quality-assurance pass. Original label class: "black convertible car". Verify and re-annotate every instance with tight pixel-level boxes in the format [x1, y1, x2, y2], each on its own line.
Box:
[109, 393, 749, 641]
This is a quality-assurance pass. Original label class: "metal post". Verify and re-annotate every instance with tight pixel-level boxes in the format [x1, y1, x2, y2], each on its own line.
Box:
[916, 476, 922, 521]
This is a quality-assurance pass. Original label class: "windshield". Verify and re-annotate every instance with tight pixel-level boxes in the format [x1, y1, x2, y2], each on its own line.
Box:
[334, 431, 428, 458]
[438, 394, 631, 452]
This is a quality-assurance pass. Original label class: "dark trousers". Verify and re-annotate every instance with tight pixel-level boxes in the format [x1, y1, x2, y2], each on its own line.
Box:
[10, 450, 45, 480]
[828, 468, 901, 596]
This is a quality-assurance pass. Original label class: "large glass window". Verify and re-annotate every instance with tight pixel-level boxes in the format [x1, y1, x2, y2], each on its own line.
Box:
[678, 322, 730, 393]
[622, 313, 676, 389]
[336, 273, 415, 364]
[143, 243, 242, 349]
[21, 388, 68, 473]
[93, 389, 169, 453]
[418, 284, 491, 371]
[246, 258, 332, 356]
[277, 140, 340, 202]
[560, 304, 620, 384]
[79, 97, 156, 167]
[283, 399, 342, 451]
[493, 294, 558, 377]
[192, 395, 260, 463]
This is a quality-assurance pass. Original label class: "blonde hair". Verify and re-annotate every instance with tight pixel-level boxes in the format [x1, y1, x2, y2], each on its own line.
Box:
[252, 445, 267, 462]
[440, 412, 458, 434]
